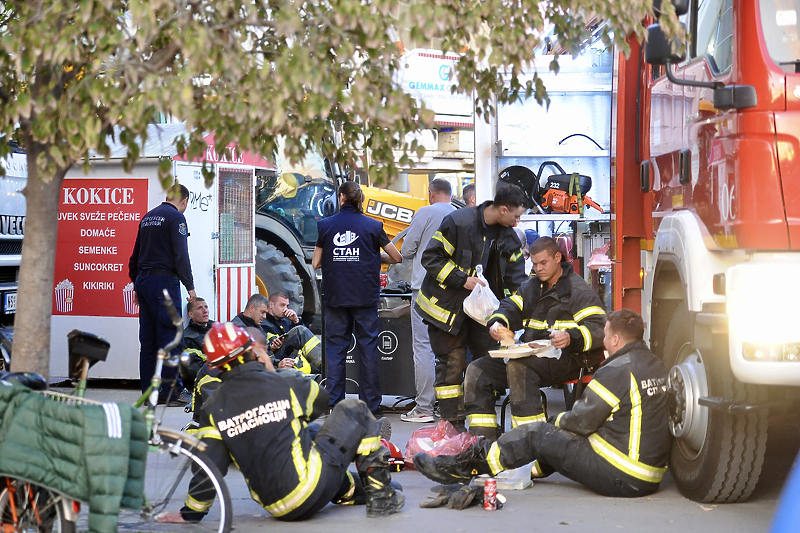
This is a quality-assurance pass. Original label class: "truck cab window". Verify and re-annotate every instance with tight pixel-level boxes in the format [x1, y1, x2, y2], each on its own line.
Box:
[760, 0, 800, 73]
[696, 0, 734, 73]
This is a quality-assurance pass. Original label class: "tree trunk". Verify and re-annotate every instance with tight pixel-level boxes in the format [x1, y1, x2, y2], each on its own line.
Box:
[11, 148, 68, 379]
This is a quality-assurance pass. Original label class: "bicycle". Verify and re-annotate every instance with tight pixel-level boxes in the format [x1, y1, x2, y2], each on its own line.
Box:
[0, 290, 232, 533]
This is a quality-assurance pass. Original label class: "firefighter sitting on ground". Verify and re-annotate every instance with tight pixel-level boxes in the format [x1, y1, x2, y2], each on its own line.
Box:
[414, 309, 671, 498]
[161, 322, 404, 523]
[261, 291, 322, 374]
[180, 297, 215, 392]
[464, 236, 606, 441]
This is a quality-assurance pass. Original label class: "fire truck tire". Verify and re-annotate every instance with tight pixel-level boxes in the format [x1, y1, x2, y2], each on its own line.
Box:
[255, 241, 304, 314]
[664, 305, 767, 503]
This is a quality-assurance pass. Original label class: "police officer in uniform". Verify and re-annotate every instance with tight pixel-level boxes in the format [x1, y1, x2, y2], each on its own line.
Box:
[312, 181, 402, 416]
[169, 322, 404, 522]
[414, 309, 672, 498]
[129, 184, 196, 400]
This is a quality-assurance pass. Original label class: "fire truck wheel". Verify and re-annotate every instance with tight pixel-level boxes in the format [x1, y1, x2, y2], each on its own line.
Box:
[664, 305, 767, 503]
[255, 241, 304, 314]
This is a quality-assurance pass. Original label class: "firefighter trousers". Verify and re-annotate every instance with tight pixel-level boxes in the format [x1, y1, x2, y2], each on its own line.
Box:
[493, 422, 660, 497]
[274, 325, 322, 372]
[279, 398, 388, 520]
[428, 319, 496, 424]
[465, 353, 581, 440]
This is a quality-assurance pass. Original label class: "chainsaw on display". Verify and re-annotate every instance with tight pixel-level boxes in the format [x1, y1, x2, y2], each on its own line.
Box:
[498, 162, 604, 216]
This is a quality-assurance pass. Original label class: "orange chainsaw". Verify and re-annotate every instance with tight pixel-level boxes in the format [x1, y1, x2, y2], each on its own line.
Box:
[537, 162, 604, 216]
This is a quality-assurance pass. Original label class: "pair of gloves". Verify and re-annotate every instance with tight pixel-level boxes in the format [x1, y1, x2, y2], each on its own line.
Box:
[420, 483, 496, 510]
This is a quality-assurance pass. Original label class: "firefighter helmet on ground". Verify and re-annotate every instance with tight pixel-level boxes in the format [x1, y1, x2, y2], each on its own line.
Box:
[204, 322, 253, 369]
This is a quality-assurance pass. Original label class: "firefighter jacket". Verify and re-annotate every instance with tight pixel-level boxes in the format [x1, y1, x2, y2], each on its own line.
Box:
[552, 339, 671, 484]
[416, 201, 526, 335]
[191, 361, 329, 518]
[487, 262, 606, 368]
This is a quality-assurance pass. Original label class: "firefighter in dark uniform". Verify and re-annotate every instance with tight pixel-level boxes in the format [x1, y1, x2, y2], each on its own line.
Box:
[174, 322, 404, 521]
[129, 184, 196, 399]
[414, 309, 671, 498]
[262, 292, 321, 374]
[415, 185, 528, 430]
[464, 236, 607, 440]
[312, 181, 402, 415]
[181, 296, 214, 392]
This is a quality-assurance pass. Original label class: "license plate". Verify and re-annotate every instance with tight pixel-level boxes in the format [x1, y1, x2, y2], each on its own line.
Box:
[4, 292, 16, 314]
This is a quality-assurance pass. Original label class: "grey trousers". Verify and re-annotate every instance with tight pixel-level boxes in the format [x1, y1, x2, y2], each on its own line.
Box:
[411, 290, 435, 414]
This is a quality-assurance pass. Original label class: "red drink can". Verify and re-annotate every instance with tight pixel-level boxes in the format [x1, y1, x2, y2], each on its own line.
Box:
[380, 272, 388, 289]
[483, 478, 497, 511]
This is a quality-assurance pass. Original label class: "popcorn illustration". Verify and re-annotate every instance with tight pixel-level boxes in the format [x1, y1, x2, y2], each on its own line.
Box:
[123, 282, 139, 315]
[54, 279, 74, 313]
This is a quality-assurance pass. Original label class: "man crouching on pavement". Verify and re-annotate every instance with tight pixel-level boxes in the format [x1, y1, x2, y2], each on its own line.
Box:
[162, 322, 403, 522]
[414, 309, 671, 498]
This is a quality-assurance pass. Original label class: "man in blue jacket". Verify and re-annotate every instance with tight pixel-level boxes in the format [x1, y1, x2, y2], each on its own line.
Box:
[129, 184, 196, 402]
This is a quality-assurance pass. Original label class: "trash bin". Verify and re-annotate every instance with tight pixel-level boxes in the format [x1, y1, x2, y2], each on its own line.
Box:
[345, 294, 415, 397]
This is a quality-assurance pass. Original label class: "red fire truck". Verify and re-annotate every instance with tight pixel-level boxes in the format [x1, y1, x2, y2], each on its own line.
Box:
[613, 0, 800, 502]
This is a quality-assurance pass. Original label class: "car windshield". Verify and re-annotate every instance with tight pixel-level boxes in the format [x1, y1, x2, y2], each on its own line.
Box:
[256, 173, 335, 246]
[760, 0, 800, 73]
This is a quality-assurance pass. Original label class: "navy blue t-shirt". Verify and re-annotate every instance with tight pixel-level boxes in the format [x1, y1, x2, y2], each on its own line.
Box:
[316, 205, 390, 307]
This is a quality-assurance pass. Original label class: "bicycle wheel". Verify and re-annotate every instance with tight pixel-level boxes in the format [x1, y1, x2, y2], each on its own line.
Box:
[0, 478, 75, 533]
[116, 429, 232, 533]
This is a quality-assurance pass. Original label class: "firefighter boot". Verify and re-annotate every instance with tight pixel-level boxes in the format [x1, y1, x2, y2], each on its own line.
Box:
[413, 440, 493, 485]
[362, 465, 405, 518]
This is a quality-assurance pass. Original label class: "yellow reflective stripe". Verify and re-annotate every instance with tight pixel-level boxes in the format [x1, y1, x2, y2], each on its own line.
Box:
[574, 306, 606, 322]
[265, 389, 323, 516]
[588, 434, 666, 483]
[531, 460, 546, 478]
[195, 426, 223, 440]
[185, 492, 214, 512]
[436, 261, 457, 283]
[435, 384, 463, 399]
[587, 380, 620, 410]
[417, 292, 455, 325]
[523, 319, 548, 329]
[357, 435, 382, 455]
[487, 442, 504, 475]
[432, 231, 455, 256]
[510, 295, 523, 311]
[467, 413, 498, 427]
[299, 335, 321, 357]
[266, 332, 279, 341]
[510, 250, 524, 262]
[305, 381, 320, 416]
[552, 320, 579, 329]
[578, 325, 592, 350]
[629, 375, 643, 461]
[488, 312, 509, 327]
[554, 412, 565, 427]
[511, 413, 546, 428]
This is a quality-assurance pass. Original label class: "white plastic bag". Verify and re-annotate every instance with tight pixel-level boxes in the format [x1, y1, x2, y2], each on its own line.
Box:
[463, 265, 500, 325]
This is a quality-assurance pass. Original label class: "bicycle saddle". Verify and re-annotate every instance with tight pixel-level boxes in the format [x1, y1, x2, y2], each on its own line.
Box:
[0, 371, 47, 390]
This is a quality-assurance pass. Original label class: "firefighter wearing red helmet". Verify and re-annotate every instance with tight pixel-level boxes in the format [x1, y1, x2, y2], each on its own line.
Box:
[175, 322, 404, 521]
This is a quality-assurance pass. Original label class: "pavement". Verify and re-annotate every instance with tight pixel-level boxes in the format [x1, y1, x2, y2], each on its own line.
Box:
[63, 385, 797, 533]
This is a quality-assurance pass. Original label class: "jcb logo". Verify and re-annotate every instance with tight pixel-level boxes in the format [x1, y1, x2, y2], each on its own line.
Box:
[366, 200, 414, 224]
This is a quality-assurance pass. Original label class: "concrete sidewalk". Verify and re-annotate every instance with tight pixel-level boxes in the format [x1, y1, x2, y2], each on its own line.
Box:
[65, 385, 791, 533]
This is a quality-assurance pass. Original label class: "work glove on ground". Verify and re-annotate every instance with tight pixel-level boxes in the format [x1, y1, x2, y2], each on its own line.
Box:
[419, 483, 483, 510]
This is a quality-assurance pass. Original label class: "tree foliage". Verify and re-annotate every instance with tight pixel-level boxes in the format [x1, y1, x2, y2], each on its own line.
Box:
[0, 0, 675, 375]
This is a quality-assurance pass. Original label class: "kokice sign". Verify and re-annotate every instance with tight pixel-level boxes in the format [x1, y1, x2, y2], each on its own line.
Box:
[53, 178, 148, 317]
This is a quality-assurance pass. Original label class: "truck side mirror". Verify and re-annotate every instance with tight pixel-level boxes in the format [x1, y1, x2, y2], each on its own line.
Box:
[645, 24, 686, 65]
[713, 85, 758, 110]
[653, 0, 689, 17]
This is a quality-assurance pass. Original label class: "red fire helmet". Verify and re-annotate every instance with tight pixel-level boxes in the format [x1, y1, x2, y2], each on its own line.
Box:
[203, 322, 253, 369]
